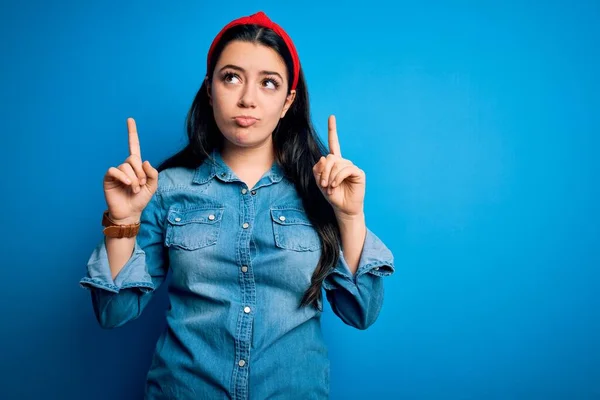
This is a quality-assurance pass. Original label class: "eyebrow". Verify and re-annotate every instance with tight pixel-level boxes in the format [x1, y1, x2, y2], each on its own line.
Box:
[218, 64, 284, 81]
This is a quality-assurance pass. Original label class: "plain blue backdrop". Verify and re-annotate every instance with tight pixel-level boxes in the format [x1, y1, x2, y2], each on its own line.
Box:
[0, 0, 598, 399]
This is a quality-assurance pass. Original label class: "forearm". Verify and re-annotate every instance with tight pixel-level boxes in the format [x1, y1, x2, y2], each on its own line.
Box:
[105, 237, 137, 280]
[336, 212, 367, 275]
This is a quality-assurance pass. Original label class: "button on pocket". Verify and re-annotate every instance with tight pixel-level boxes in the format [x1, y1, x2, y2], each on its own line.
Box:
[270, 208, 321, 251]
[165, 207, 224, 250]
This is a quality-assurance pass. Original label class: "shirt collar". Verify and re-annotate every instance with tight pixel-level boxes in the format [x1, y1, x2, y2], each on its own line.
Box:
[193, 148, 285, 187]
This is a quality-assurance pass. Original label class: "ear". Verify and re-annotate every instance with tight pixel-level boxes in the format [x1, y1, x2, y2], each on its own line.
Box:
[205, 76, 212, 106]
[280, 90, 296, 118]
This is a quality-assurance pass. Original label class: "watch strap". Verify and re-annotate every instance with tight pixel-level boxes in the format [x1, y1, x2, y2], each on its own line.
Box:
[102, 210, 141, 238]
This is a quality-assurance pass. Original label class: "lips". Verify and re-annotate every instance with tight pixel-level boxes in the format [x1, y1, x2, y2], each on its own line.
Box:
[234, 116, 258, 127]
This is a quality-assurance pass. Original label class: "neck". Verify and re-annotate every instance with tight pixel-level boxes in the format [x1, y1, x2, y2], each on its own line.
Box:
[220, 141, 275, 174]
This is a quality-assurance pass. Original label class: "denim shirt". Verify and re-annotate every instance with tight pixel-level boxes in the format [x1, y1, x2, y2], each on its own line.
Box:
[79, 148, 395, 399]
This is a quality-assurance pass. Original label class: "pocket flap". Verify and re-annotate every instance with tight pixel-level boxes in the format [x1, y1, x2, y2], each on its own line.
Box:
[270, 208, 312, 226]
[167, 208, 224, 225]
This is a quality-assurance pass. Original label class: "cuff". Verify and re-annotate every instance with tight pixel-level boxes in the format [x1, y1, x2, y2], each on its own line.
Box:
[79, 237, 155, 293]
[322, 228, 394, 290]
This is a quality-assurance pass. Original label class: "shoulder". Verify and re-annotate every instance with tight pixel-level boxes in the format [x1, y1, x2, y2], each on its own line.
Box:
[156, 166, 197, 193]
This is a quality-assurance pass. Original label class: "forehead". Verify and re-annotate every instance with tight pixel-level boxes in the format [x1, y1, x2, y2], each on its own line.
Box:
[216, 41, 287, 74]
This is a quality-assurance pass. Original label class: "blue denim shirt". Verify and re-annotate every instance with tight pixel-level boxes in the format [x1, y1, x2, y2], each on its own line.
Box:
[80, 149, 395, 399]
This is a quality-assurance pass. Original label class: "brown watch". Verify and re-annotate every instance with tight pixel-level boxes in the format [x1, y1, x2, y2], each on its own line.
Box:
[102, 210, 141, 238]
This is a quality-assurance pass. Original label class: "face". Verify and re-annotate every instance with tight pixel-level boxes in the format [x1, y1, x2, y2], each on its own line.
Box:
[206, 40, 296, 149]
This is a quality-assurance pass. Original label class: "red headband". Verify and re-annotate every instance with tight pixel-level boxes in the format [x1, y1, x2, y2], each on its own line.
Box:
[206, 11, 300, 91]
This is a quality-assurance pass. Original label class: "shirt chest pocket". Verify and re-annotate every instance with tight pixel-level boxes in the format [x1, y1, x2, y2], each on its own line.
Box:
[165, 207, 224, 250]
[270, 208, 321, 252]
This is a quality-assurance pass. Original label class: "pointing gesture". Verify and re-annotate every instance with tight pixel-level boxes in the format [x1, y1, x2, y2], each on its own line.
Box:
[103, 117, 159, 223]
[328, 115, 342, 157]
[127, 118, 149, 188]
[128, 118, 142, 158]
[312, 115, 366, 219]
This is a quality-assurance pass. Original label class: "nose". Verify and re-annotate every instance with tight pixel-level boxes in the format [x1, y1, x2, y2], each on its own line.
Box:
[238, 82, 257, 108]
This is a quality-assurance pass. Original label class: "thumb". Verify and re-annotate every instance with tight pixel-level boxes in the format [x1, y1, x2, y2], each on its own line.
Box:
[142, 160, 159, 188]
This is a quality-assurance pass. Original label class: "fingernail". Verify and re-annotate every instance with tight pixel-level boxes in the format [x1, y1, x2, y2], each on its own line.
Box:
[321, 180, 327, 186]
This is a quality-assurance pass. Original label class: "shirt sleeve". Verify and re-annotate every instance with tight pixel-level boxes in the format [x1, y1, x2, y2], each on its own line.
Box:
[79, 191, 169, 329]
[322, 227, 395, 330]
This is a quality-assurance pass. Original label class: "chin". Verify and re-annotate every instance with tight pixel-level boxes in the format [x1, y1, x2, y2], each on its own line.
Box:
[225, 132, 257, 146]
[224, 131, 270, 148]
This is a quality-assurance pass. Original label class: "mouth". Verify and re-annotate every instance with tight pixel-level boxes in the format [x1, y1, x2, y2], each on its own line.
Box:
[233, 116, 258, 127]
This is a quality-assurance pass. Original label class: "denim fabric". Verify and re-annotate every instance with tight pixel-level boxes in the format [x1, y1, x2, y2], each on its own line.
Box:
[80, 149, 395, 399]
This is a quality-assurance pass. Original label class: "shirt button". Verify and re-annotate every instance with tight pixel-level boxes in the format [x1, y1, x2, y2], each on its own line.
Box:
[174, 217, 181, 222]
[208, 214, 215, 221]
[251, 190, 256, 195]
[241, 266, 248, 272]
[242, 222, 249, 229]
[374, 267, 380, 270]
[244, 306, 251, 313]
[279, 216, 286, 222]
[241, 188, 248, 194]
[238, 359, 246, 367]
[221, 172, 227, 177]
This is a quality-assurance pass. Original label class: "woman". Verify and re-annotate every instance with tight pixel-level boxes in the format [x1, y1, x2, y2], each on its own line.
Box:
[80, 11, 395, 400]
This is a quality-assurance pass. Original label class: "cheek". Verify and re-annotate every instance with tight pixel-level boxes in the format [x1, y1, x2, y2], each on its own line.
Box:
[211, 93, 235, 123]
[264, 93, 288, 119]
[261, 99, 286, 130]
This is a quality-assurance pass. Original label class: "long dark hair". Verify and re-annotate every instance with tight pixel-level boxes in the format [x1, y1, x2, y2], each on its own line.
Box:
[157, 24, 341, 311]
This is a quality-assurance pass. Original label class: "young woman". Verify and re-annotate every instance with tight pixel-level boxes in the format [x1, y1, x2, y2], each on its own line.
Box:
[80, 11, 395, 400]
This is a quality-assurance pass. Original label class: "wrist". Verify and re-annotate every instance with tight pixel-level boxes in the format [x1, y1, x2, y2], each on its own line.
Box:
[335, 210, 365, 225]
[107, 212, 141, 225]
[335, 212, 366, 236]
[103, 210, 141, 238]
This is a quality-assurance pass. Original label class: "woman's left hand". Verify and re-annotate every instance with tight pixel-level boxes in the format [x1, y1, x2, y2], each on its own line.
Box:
[312, 115, 366, 219]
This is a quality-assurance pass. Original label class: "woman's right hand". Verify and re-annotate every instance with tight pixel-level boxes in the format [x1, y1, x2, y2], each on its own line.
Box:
[103, 117, 159, 224]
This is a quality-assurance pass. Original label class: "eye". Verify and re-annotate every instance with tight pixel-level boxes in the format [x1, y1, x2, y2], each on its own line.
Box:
[262, 78, 280, 90]
[222, 72, 241, 84]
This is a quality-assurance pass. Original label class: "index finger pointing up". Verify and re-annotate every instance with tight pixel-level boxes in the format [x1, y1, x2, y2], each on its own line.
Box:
[127, 117, 142, 157]
[328, 114, 342, 156]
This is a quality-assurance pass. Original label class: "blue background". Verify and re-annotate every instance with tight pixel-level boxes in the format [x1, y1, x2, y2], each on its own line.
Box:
[1, 0, 598, 398]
